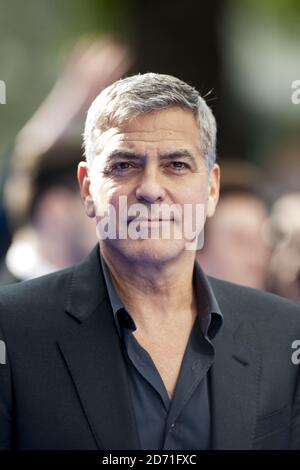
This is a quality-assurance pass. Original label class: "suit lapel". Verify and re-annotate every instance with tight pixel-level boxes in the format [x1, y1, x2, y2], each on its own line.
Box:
[57, 245, 140, 450]
[209, 278, 261, 449]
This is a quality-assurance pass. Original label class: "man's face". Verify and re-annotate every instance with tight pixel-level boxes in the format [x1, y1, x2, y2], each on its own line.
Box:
[78, 107, 220, 264]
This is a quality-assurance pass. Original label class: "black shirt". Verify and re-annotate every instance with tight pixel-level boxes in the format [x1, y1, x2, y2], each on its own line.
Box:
[100, 255, 223, 450]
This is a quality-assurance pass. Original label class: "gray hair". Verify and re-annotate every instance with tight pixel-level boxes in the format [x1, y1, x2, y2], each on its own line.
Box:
[84, 73, 217, 171]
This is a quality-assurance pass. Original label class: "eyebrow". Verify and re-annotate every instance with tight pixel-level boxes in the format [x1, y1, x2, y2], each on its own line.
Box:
[104, 149, 199, 168]
[159, 150, 198, 167]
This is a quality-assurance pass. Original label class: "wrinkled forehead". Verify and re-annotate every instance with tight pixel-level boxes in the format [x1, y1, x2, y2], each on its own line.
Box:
[92, 108, 201, 160]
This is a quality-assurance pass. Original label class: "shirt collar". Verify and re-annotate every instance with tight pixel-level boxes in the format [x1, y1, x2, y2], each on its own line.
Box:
[193, 260, 223, 340]
[100, 253, 223, 340]
[100, 254, 136, 336]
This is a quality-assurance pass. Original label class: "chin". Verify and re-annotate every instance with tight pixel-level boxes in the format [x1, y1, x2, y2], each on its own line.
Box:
[107, 238, 187, 265]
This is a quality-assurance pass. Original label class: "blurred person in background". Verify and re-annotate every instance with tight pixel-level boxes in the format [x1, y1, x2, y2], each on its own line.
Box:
[0, 36, 132, 285]
[266, 193, 300, 303]
[197, 161, 272, 290]
[0, 140, 96, 284]
[264, 131, 300, 199]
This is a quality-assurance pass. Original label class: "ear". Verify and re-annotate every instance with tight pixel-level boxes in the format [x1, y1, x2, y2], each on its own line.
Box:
[77, 162, 96, 218]
[207, 163, 220, 218]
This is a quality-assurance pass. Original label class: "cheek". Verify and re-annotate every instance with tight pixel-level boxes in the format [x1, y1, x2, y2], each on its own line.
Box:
[173, 186, 209, 235]
[91, 179, 133, 218]
[175, 184, 209, 207]
[89, 177, 110, 217]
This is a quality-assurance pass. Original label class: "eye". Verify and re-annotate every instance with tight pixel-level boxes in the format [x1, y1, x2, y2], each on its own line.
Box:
[103, 161, 137, 176]
[167, 161, 190, 172]
[114, 162, 132, 170]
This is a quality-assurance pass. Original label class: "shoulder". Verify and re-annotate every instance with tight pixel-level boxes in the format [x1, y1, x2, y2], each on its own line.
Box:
[0, 244, 104, 334]
[0, 266, 74, 329]
[208, 276, 300, 334]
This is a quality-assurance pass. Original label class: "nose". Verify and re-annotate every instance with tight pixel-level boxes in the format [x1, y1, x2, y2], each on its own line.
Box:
[135, 170, 166, 203]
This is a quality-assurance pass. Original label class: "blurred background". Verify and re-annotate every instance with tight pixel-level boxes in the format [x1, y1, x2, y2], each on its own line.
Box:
[0, 0, 299, 301]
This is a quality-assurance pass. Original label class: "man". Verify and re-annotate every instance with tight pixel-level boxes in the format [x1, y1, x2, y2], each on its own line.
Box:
[0, 73, 300, 450]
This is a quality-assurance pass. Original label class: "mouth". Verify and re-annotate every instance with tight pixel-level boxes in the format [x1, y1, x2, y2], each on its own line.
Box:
[127, 217, 174, 223]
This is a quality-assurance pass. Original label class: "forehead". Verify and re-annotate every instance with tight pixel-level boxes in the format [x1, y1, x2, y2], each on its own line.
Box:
[96, 107, 200, 155]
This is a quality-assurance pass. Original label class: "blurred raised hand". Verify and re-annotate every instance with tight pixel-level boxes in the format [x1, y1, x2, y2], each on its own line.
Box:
[14, 36, 133, 160]
[61, 36, 132, 104]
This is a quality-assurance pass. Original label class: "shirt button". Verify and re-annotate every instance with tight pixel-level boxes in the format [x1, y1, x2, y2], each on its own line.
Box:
[170, 423, 175, 431]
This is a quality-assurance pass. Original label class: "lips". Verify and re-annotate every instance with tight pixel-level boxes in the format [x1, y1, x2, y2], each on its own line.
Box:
[126, 206, 178, 224]
[127, 217, 174, 223]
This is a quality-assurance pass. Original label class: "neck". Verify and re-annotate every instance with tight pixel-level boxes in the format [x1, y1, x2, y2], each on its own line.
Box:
[100, 242, 197, 331]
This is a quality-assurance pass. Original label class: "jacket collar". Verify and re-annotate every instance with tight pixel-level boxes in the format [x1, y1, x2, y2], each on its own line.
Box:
[60, 244, 140, 449]
[64, 244, 107, 323]
[208, 277, 261, 449]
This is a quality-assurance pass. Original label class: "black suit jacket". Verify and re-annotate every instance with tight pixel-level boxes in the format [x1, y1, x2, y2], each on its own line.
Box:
[0, 245, 300, 450]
